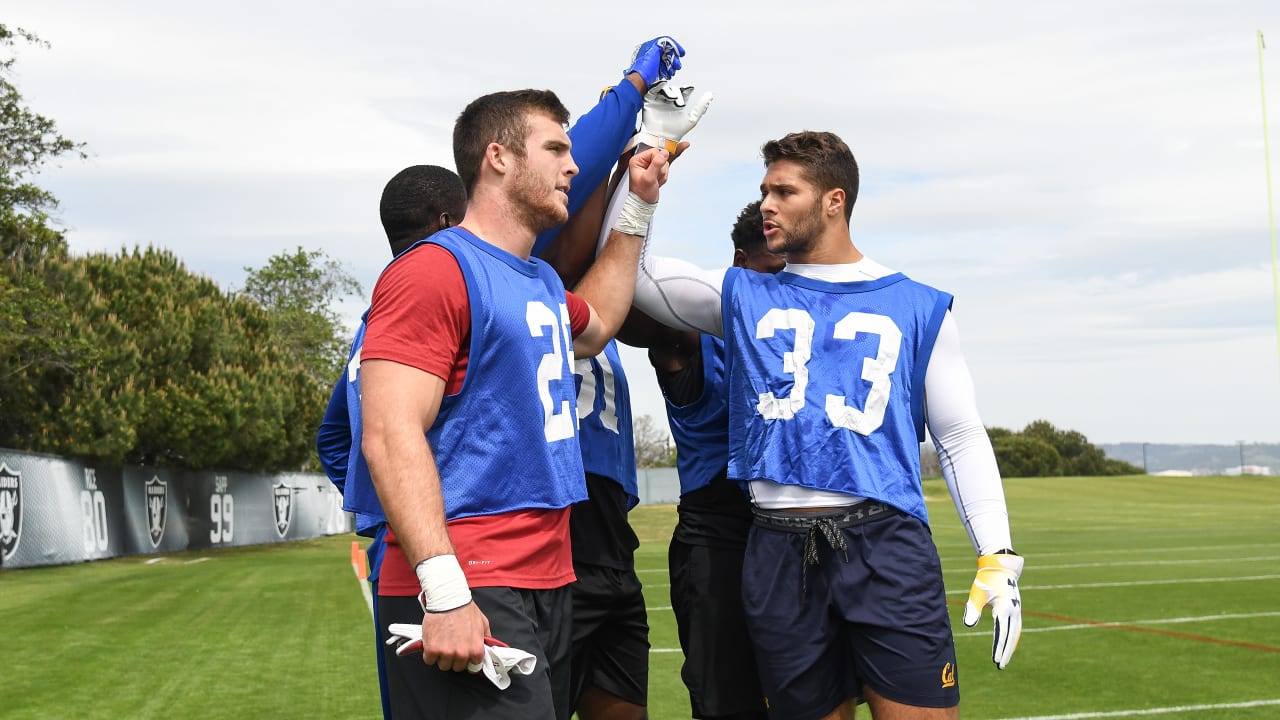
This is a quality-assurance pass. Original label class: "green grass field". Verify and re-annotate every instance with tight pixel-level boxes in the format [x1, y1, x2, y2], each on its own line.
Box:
[2, 475, 1278, 719]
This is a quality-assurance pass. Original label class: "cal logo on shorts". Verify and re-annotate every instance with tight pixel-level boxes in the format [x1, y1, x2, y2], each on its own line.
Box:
[146, 476, 167, 548]
[272, 481, 293, 538]
[0, 463, 22, 562]
[941, 661, 956, 688]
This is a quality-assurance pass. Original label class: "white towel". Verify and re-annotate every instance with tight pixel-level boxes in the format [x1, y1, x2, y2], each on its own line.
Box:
[385, 623, 538, 690]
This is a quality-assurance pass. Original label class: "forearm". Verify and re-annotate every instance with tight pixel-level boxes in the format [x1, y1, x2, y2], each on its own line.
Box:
[600, 173, 726, 336]
[573, 230, 644, 353]
[925, 312, 1013, 555]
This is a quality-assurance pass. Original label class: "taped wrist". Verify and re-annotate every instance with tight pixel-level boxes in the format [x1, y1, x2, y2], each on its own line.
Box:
[635, 133, 680, 154]
[613, 192, 657, 236]
[414, 554, 472, 613]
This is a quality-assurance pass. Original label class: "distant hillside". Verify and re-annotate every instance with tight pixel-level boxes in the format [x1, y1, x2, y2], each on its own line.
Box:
[1101, 443, 1280, 475]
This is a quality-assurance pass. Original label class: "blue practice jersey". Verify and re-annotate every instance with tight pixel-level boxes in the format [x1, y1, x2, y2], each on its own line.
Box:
[666, 334, 732, 496]
[316, 321, 386, 537]
[574, 339, 638, 508]
[722, 269, 952, 523]
[424, 228, 587, 518]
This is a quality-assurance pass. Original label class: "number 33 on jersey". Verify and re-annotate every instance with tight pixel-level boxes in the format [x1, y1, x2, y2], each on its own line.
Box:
[722, 269, 953, 522]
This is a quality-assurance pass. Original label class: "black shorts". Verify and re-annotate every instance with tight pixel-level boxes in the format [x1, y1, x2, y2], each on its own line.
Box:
[569, 563, 650, 709]
[741, 507, 959, 719]
[669, 535, 767, 719]
[379, 585, 574, 720]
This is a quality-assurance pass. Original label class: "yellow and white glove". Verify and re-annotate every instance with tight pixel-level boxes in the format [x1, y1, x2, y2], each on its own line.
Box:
[629, 83, 714, 154]
[963, 550, 1024, 670]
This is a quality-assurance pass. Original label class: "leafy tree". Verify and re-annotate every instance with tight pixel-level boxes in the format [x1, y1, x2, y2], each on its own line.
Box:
[0, 25, 326, 472]
[1020, 419, 1140, 475]
[992, 435, 1063, 478]
[240, 246, 361, 389]
[2, 244, 323, 471]
[986, 420, 1142, 477]
[1, 24, 84, 238]
[986, 426, 1015, 442]
[633, 414, 676, 468]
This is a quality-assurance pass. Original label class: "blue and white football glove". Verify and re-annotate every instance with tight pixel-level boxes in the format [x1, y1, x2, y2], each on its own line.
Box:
[626, 36, 685, 87]
[963, 551, 1024, 669]
[631, 83, 713, 153]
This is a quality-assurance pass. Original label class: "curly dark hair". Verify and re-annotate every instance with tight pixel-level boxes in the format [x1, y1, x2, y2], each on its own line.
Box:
[378, 165, 467, 256]
[730, 200, 765, 252]
[761, 131, 859, 220]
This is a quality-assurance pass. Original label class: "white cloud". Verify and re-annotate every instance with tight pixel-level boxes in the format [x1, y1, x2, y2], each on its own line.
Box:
[7, 0, 1280, 444]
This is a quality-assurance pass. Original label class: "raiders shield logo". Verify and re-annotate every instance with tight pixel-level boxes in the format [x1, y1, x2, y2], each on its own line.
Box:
[272, 482, 293, 537]
[146, 476, 167, 548]
[0, 463, 21, 562]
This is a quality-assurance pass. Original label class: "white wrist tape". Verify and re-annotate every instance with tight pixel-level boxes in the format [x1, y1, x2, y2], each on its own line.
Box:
[627, 133, 679, 154]
[415, 555, 472, 613]
[613, 192, 657, 237]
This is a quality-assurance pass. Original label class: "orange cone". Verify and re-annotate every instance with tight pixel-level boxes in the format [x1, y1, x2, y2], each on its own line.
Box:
[356, 551, 369, 581]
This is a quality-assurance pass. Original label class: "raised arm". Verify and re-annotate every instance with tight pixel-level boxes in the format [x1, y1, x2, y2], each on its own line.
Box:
[596, 171, 728, 337]
[572, 146, 671, 357]
[532, 36, 685, 256]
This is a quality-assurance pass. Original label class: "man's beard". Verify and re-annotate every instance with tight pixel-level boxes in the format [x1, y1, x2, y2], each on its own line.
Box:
[768, 197, 825, 256]
[509, 159, 569, 235]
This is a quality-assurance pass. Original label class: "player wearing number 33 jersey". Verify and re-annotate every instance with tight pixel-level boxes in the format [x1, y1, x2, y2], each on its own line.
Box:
[722, 268, 951, 524]
[627, 129, 1022, 720]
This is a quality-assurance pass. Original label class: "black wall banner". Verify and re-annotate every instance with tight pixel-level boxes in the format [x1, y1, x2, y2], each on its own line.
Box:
[0, 449, 353, 570]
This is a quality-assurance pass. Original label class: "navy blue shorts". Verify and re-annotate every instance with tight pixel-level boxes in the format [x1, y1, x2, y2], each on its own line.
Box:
[741, 506, 959, 719]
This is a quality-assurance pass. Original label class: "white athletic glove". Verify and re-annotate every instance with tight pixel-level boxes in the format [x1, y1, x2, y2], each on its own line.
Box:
[963, 551, 1024, 670]
[629, 83, 714, 153]
[385, 625, 538, 690]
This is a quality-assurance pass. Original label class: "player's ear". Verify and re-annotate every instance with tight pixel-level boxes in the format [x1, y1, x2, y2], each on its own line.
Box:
[485, 142, 510, 175]
[825, 188, 845, 218]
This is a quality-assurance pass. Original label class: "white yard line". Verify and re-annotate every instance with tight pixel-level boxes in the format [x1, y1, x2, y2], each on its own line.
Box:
[1003, 542, 1280, 560]
[953, 610, 1280, 638]
[1002, 555, 1280, 571]
[945, 573, 1280, 594]
[993, 698, 1280, 720]
[352, 562, 374, 618]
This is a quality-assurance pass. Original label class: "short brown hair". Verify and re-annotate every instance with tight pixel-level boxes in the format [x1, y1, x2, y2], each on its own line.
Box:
[452, 89, 570, 195]
[761, 131, 859, 220]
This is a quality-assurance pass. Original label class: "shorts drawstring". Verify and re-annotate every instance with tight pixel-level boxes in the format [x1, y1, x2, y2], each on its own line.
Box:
[801, 517, 849, 597]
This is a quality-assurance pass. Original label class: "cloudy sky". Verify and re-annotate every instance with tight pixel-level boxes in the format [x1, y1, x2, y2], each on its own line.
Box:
[7, 1, 1280, 444]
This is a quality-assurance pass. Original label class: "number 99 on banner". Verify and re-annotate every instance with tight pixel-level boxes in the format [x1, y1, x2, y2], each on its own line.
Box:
[210, 475, 233, 544]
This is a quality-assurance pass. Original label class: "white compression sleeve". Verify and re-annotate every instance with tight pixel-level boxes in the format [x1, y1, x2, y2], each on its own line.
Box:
[600, 173, 727, 337]
[924, 311, 1014, 555]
